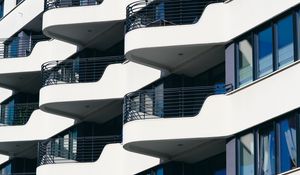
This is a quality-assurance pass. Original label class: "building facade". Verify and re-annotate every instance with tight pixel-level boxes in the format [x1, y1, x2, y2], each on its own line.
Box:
[0, 0, 298, 175]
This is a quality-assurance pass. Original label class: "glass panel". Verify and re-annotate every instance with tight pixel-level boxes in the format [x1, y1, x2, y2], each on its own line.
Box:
[238, 36, 253, 87]
[259, 126, 275, 175]
[156, 168, 164, 175]
[278, 116, 297, 173]
[239, 133, 255, 175]
[277, 15, 294, 68]
[258, 27, 273, 78]
[0, 1, 3, 18]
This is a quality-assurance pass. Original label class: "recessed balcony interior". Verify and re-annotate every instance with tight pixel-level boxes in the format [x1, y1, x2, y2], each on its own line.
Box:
[37, 118, 122, 166]
[0, 158, 37, 175]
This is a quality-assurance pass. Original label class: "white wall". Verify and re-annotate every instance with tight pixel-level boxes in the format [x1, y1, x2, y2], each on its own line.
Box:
[3, 0, 17, 16]
[0, 0, 44, 38]
[37, 144, 159, 175]
[40, 62, 161, 106]
[125, 0, 300, 54]
[0, 110, 74, 142]
[0, 39, 77, 74]
[43, 0, 125, 29]
[0, 87, 12, 103]
[123, 61, 300, 145]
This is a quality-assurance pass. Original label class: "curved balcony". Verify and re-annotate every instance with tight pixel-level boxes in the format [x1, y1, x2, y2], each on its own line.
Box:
[43, 0, 125, 49]
[0, 0, 45, 39]
[123, 61, 300, 160]
[124, 84, 232, 123]
[37, 143, 159, 175]
[0, 37, 76, 93]
[125, 0, 299, 72]
[0, 102, 38, 126]
[38, 135, 122, 165]
[126, 0, 224, 32]
[45, 0, 103, 10]
[0, 109, 74, 158]
[39, 61, 161, 122]
[41, 56, 125, 86]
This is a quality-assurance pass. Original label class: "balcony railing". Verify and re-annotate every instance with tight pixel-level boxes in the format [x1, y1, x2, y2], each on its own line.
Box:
[38, 135, 122, 165]
[41, 56, 125, 86]
[45, 0, 103, 10]
[0, 35, 49, 59]
[0, 103, 38, 126]
[126, 0, 224, 32]
[123, 84, 232, 123]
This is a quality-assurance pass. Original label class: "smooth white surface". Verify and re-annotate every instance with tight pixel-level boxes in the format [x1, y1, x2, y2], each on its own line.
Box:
[0, 39, 76, 74]
[123, 61, 300, 145]
[125, 0, 300, 55]
[3, 0, 17, 16]
[37, 143, 159, 175]
[0, 0, 44, 38]
[43, 0, 125, 30]
[0, 109, 74, 142]
[0, 87, 12, 103]
[40, 62, 161, 106]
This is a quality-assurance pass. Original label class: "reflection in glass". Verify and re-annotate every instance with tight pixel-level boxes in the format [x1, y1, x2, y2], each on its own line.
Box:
[279, 116, 297, 173]
[277, 15, 294, 68]
[238, 36, 253, 87]
[259, 127, 275, 175]
[239, 133, 255, 175]
[258, 27, 273, 78]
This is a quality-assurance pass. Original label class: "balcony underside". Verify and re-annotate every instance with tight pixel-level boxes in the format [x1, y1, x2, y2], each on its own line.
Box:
[124, 61, 300, 160]
[43, 0, 125, 50]
[0, 71, 40, 93]
[44, 21, 124, 50]
[41, 99, 123, 123]
[125, 0, 299, 71]
[126, 44, 224, 76]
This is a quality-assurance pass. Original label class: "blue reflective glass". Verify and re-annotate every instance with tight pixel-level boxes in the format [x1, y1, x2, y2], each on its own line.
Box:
[238, 36, 253, 87]
[239, 133, 255, 175]
[258, 27, 273, 78]
[214, 169, 226, 175]
[277, 15, 294, 68]
[0, 1, 3, 18]
[279, 116, 297, 173]
[156, 168, 164, 175]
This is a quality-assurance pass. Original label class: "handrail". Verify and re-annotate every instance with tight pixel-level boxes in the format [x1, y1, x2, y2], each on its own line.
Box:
[0, 103, 38, 126]
[45, 0, 103, 10]
[123, 84, 233, 123]
[0, 35, 49, 59]
[38, 135, 122, 165]
[126, 0, 224, 32]
[41, 56, 125, 86]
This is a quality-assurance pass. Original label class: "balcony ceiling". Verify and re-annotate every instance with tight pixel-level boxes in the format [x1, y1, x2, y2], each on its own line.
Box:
[127, 44, 225, 76]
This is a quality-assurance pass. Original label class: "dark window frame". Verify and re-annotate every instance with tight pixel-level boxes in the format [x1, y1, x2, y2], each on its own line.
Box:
[233, 6, 300, 88]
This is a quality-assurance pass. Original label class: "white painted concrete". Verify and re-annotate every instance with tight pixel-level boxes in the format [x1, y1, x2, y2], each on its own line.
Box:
[0, 87, 12, 103]
[0, 0, 44, 38]
[3, 0, 17, 16]
[0, 39, 77, 74]
[43, 0, 125, 30]
[123, 60, 300, 145]
[37, 143, 159, 175]
[0, 109, 74, 142]
[125, 0, 300, 54]
[40, 62, 161, 106]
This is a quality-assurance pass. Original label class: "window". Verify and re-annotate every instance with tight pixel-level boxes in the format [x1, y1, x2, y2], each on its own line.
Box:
[278, 116, 297, 173]
[239, 133, 255, 175]
[276, 15, 294, 68]
[0, 1, 3, 18]
[237, 36, 253, 87]
[259, 126, 275, 175]
[257, 27, 273, 78]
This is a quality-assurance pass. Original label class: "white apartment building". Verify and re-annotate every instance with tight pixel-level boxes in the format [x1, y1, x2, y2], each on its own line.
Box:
[0, 0, 298, 175]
